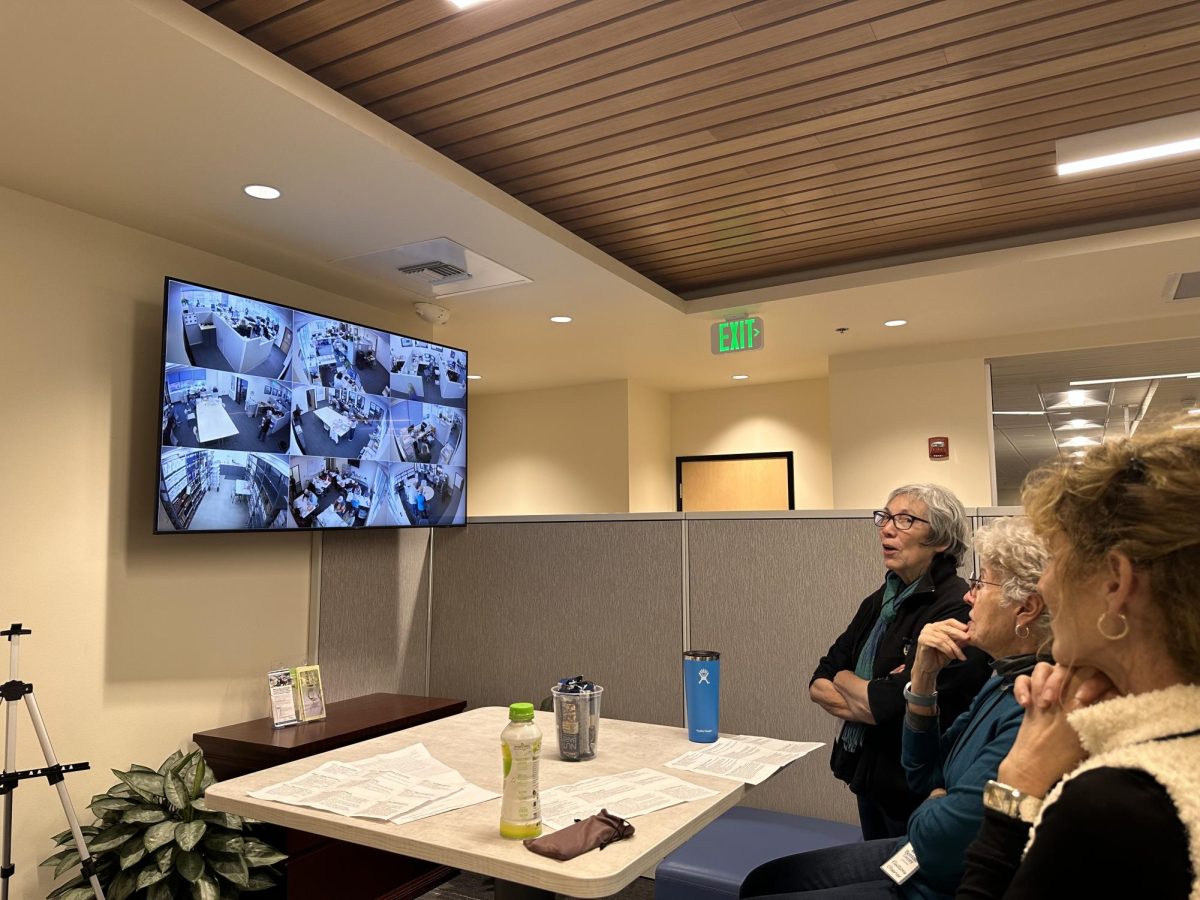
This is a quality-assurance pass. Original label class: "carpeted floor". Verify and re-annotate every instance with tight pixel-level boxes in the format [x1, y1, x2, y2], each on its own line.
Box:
[421, 872, 656, 900]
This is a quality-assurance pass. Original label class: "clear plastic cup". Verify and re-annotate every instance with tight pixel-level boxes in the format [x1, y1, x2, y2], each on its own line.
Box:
[551, 684, 603, 761]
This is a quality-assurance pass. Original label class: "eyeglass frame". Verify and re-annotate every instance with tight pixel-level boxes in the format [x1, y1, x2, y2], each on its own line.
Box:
[967, 573, 1004, 592]
[872, 509, 931, 531]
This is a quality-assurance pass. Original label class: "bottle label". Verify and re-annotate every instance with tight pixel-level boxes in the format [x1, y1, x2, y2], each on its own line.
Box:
[501, 737, 541, 831]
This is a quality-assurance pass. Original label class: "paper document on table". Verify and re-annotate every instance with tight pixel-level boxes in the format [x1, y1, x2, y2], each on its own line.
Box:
[247, 743, 494, 823]
[539, 768, 718, 832]
[665, 736, 824, 784]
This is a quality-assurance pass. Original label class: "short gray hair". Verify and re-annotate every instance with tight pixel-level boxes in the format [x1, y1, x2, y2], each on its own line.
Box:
[973, 517, 1052, 644]
[887, 483, 970, 565]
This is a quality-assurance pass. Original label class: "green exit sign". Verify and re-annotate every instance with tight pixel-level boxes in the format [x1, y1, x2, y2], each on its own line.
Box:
[711, 317, 764, 354]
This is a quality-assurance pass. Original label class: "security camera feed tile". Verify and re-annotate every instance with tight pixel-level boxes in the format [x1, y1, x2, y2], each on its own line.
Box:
[157, 279, 466, 531]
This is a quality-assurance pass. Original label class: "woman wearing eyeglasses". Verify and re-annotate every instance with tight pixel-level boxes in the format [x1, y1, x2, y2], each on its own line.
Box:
[809, 484, 992, 840]
[956, 427, 1200, 899]
[744, 517, 1049, 899]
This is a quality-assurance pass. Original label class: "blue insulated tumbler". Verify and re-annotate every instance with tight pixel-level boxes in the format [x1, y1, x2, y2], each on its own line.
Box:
[683, 650, 720, 742]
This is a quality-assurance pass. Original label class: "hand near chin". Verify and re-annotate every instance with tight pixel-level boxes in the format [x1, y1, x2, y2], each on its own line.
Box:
[912, 619, 968, 681]
[1000, 663, 1120, 797]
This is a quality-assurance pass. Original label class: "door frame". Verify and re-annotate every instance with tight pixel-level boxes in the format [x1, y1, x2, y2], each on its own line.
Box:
[675, 451, 795, 512]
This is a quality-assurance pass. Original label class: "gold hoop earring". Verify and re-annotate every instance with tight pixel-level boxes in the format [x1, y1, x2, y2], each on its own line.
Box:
[1097, 610, 1129, 641]
[1014, 623, 1031, 639]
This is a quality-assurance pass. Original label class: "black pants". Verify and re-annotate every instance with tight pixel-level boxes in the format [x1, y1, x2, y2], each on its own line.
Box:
[856, 795, 909, 842]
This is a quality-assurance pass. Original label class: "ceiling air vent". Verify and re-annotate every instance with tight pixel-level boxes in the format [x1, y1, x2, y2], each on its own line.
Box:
[1164, 272, 1200, 303]
[397, 261, 470, 284]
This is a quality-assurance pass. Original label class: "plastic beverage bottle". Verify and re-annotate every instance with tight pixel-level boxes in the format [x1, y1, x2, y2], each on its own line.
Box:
[499, 702, 542, 839]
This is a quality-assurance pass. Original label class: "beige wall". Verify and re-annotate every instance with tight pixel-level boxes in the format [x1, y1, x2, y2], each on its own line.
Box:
[671, 379, 834, 509]
[0, 185, 424, 898]
[466, 381, 631, 515]
[626, 382, 674, 512]
[829, 357, 992, 508]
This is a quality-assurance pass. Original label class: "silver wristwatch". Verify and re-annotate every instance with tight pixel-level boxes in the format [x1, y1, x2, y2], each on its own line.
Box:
[982, 779, 1043, 824]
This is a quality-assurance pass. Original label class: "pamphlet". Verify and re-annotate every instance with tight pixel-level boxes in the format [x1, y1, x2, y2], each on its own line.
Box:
[267, 668, 300, 728]
[665, 735, 824, 784]
[538, 768, 718, 832]
[294, 664, 326, 722]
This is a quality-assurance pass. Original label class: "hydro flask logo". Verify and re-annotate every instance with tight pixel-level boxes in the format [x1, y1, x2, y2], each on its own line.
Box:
[698, 668, 711, 685]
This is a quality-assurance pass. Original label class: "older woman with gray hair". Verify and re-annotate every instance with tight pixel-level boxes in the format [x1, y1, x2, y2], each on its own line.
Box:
[810, 484, 992, 840]
[746, 518, 1050, 899]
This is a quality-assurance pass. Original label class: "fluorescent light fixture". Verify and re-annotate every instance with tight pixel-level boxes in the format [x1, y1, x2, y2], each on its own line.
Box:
[1174, 423, 1200, 430]
[466, 374, 482, 381]
[1069, 450, 1088, 458]
[1043, 389, 1108, 410]
[732, 374, 750, 380]
[883, 319, 907, 327]
[1070, 372, 1200, 385]
[243, 184, 281, 200]
[1054, 419, 1102, 431]
[1059, 436, 1101, 448]
[1056, 111, 1200, 176]
[449, 0, 493, 7]
[1189, 408, 1200, 415]
[549, 316, 572, 324]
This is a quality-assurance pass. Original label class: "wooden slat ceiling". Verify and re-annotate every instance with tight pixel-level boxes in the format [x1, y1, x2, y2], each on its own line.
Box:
[189, 0, 1200, 297]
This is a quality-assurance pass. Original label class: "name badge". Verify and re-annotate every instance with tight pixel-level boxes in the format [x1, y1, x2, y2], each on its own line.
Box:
[880, 841, 919, 885]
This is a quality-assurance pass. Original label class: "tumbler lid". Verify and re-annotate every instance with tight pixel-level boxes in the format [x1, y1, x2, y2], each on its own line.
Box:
[684, 650, 720, 660]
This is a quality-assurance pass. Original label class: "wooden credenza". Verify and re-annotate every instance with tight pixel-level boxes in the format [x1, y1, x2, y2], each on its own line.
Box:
[194, 692, 467, 900]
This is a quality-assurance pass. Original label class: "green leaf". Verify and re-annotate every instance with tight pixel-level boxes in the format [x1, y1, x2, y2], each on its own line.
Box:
[154, 843, 175, 874]
[175, 820, 207, 852]
[190, 873, 221, 900]
[243, 869, 279, 892]
[199, 811, 243, 831]
[130, 763, 158, 774]
[88, 823, 138, 853]
[118, 834, 146, 870]
[90, 795, 135, 812]
[165, 770, 190, 811]
[176, 751, 202, 794]
[53, 888, 95, 900]
[147, 880, 175, 900]
[176, 849, 205, 883]
[242, 837, 286, 868]
[208, 853, 249, 888]
[189, 797, 210, 812]
[144, 820, 177, 853]
[120, 805, 167, 824]
[50, 826, 99, 847]
[54, 849, 81, 878]
[40, 847, 74, 868]
[135, 863, 169, 890]
[46, 873, 86, 899]
[199, 764, 217, 792]
[203, 832, 245, 855]
[108, 868, 138, 900]
[111, 768, 165, 803]
[157, 750, 185, 775]
[107, 782, 135, 798]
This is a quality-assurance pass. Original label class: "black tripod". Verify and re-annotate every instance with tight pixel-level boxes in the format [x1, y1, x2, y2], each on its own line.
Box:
[0, 624, 104, 900]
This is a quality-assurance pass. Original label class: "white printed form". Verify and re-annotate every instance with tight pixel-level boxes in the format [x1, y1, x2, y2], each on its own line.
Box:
[539, 768, 718, 832]
[665, 735, 824, 785]
[247, 743, 498, 824]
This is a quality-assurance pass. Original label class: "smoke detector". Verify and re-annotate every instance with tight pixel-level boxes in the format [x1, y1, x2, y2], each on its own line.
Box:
[413, 302, 451, 326]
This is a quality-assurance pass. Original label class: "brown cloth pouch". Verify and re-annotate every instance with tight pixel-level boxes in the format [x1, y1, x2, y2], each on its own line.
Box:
[522, 809, 635, 861]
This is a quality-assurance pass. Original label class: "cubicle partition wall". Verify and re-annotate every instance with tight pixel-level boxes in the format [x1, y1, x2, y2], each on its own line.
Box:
[315, 508, 1021, 826]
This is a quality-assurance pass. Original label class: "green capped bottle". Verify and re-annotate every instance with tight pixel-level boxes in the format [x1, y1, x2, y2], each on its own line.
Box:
[499, 702, 542, 839]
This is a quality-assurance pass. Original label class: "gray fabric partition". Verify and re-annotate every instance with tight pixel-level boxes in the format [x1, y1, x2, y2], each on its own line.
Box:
[687, 516, 882, 825]
[318, 528, 432, 702]
[427, 519, 684, 726]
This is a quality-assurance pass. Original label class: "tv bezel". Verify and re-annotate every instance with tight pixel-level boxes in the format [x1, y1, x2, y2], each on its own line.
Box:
[153, 275, 468, 535]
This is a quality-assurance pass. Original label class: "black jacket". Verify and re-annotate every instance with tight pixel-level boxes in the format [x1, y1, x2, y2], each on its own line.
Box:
[811, 552, 991, 821]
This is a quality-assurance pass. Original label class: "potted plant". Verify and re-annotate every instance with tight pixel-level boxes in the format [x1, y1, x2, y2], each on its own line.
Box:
[41, 748, 285, 900]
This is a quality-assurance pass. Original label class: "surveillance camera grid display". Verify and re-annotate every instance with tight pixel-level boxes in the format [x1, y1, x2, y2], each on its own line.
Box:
[156, 278, 467, 532]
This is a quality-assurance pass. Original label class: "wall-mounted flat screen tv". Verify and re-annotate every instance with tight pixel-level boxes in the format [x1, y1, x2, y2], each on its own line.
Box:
[155, 277, 467, 532]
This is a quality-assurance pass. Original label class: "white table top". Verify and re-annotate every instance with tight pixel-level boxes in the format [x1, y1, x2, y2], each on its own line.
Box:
[195, 399, 239, 443]
[315, 506, 348, 528]
[205, 707, 745, 898]
[234, 480, 251, 496]
[313, 405, 352, 436]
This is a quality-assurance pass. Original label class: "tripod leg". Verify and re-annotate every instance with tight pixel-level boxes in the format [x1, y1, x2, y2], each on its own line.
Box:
[23, 694, 105, 900]
[2, 697, 15, 900]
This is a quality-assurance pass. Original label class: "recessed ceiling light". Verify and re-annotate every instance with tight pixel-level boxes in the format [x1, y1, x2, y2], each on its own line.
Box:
[1189, 408, 1200, 415]
[1069, 371, 1200, 385]
[883, 319, 907, 327]
[449, 0, 493, 8]
[1057, 111, 1200, 176]
[1059, 436, 1101, 448]
[732, 374, 749, 380]
[466, 374, 482, 381]
[1054, 419, 1102, 431]
[1069, 450, 1088, 458]
[243, 184, 281, 200]
[549, 315, 572, 324]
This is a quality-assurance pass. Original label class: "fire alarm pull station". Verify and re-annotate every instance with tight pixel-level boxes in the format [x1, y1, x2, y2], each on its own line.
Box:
[928, 437, 949, 460]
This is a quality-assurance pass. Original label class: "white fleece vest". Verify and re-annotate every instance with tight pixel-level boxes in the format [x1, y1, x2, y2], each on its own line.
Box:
[1025, 684, 1200, 900]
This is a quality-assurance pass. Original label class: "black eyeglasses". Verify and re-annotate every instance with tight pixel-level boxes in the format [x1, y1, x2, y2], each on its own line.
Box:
[872, 510, 931, 531]
[967, 574, 1004, 592]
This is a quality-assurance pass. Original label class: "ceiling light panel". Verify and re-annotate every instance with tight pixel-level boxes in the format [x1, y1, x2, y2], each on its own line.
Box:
[1057, 110, 1200, 176]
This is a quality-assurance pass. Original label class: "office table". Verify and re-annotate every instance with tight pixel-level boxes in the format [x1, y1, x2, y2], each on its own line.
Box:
[234, 479, 252, 498]
[206, 707, 747, 899]
[313, 405, 352, 438]
[315, 506, 348, 528]
[195, 399, 239, 443]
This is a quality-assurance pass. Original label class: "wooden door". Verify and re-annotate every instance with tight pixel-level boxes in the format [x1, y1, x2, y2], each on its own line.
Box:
[677, 453, 794, 512]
